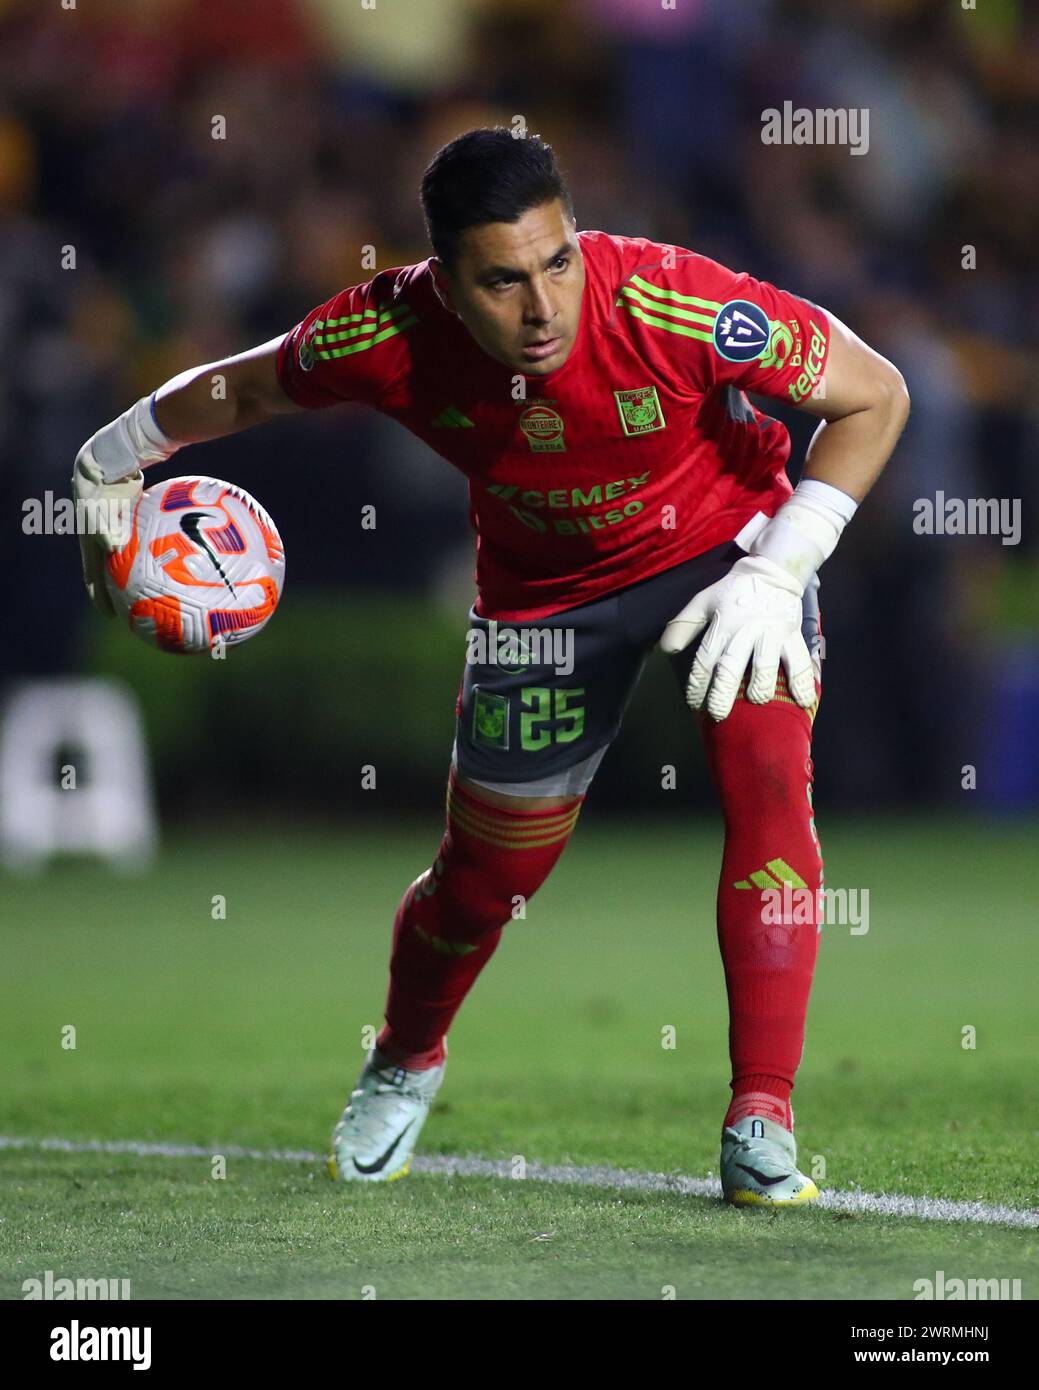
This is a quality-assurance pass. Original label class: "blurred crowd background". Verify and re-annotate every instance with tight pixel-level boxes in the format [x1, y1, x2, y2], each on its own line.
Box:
[1, 0, 1037, 822]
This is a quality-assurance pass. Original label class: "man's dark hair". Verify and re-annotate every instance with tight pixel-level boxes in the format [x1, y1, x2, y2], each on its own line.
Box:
[420, 127, 574, 272]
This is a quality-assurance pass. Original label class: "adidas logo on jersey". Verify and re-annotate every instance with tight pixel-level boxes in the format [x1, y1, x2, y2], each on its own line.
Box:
[432, 405, 475, 428]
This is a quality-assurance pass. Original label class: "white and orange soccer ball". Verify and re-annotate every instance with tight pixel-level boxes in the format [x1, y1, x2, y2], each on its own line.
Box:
[104, 476, 285, 654]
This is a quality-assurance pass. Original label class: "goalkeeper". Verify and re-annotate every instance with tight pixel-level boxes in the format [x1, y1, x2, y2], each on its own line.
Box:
[75, 128, 909, 1205]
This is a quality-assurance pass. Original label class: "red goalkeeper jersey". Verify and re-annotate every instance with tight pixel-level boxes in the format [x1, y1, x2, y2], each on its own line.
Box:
[276, 230, 830, 620]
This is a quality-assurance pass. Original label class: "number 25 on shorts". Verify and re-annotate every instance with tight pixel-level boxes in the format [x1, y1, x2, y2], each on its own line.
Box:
[519, 687, 586, 751]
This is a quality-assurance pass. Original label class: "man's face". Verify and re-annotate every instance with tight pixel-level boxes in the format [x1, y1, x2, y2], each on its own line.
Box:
[431, 199, 585, 377]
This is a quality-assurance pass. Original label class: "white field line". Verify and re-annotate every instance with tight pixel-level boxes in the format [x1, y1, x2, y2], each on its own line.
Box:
[1, 1134, 1036, 1230]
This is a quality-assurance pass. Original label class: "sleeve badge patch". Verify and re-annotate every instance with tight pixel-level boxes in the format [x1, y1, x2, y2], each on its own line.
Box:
[713, 299, 771, 363]
[298, 321, 318, 372]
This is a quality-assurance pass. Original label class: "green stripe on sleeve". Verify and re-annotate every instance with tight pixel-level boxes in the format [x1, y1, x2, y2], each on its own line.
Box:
[619, 282, 717, 329]
[315, 303, 413, 347]
[617, 298, 715, 343]
[627, 274, 722, 311]
[314, 315, 418, 360]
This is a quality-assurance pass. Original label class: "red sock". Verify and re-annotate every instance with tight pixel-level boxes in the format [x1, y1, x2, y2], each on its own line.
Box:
[701, 673, 824, 1133]
[377, 771, 582, 1069]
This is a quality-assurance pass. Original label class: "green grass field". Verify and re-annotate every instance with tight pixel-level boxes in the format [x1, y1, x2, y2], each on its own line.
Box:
[2, 816, 1037, 1300]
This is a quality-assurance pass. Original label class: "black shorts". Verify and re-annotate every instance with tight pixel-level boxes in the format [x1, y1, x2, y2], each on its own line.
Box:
[452, 541, 822, 797]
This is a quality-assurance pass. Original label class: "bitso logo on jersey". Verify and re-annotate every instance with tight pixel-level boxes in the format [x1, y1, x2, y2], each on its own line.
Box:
[713, 299, 771, 363]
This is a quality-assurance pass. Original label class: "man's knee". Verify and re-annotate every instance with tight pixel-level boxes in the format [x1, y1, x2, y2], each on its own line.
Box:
[453, 771, 578, 814]
[701, 687, 816, 811]
[411, 770, 584, 933]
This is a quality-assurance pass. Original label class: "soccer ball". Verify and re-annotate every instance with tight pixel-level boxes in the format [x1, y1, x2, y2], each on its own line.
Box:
[104, 475, 285, 654]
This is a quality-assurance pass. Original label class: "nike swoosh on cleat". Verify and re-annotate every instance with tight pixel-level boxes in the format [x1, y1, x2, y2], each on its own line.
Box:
[352, 1122, 414, 1176]
[734, 1161, 789, 1187]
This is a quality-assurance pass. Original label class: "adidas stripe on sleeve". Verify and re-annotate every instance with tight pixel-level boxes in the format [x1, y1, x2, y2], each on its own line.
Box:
[616, 252, 831, 408]
[276, 276, 416, 410]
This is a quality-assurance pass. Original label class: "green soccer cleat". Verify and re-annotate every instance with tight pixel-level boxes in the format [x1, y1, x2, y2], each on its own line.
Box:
[328, 1047, 446, 1183]
[720, 1114, 820, 1207]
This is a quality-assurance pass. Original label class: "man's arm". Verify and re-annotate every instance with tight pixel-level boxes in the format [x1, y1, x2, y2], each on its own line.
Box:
[150, 336, 304, 446]
[72, 337, 302, 615]
[792, 307, 911, 502]
[73, 267, 406, 613]
[662, 308, 910, 720]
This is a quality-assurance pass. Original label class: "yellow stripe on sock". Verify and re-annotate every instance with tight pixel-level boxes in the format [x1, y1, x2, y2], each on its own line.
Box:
[447, 796, 580, 836]
[448, 801, 581, 839]
[448, 803, 580, 850]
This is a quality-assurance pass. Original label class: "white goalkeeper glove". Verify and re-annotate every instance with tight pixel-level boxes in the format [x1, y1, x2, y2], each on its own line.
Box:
[72, 395, 179, 616]
[659, 478, 858, 721]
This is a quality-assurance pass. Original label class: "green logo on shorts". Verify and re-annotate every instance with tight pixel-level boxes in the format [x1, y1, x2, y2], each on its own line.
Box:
[473, 689, 509, 749]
